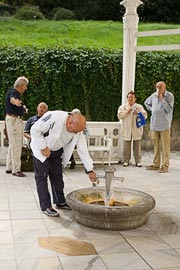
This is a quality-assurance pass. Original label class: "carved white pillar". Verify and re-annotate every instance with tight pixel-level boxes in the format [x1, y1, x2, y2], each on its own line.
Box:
[120, 0, 142, 104]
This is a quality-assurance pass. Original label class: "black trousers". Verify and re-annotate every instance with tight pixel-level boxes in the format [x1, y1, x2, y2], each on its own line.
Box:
[33, 148, 65, 210]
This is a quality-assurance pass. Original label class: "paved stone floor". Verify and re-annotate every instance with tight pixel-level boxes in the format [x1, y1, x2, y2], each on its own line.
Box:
[0, 151, 180, 270]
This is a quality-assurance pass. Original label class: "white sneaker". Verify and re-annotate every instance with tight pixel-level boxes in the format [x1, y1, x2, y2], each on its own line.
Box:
[43, 207, 59, 217]
[123, 162, 129, 167]
[136, 163, 142, 167]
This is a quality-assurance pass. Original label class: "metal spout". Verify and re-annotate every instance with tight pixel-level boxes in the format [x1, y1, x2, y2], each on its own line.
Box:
[95, 166, 116, 206]
[95, 166, 125, 206]
[104, 166, 116, 200]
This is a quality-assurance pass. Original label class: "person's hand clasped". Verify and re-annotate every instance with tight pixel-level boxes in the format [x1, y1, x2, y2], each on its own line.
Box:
[88, 171, 97, 182]
[41, 147, 51, 157]
[158, 92, 163, 100]
[133, 108, 138, 115]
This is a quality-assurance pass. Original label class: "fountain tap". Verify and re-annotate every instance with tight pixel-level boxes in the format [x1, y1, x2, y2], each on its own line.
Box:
[95, 165, 124, 206]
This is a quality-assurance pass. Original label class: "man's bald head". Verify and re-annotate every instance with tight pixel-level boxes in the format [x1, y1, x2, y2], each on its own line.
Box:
[156, 81, 166, 94]
[37, 102, 48, 117]
[66, 114, 86, 133]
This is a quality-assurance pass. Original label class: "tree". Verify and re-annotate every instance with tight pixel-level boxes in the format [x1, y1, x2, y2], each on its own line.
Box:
[138, 0, 180, 23]
[3, 0, 30, 5]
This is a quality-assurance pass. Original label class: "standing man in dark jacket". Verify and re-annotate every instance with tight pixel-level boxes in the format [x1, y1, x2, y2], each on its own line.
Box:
[5, 76, 29, 177]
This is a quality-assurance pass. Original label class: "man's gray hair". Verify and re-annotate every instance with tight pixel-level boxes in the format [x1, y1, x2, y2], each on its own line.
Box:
[14, 76, 29, 88]
[72, 108, 81, 114]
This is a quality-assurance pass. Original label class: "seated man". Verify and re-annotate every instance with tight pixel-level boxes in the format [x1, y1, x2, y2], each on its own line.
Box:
[22, 102, 48, 172]
[24, 102, 48, 141]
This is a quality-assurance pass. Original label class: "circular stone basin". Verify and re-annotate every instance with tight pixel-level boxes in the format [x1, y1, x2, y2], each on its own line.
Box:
[66, 187, 155, 231]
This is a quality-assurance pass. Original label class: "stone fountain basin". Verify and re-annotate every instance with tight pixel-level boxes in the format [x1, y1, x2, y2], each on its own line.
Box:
[66, 187, 155, 231]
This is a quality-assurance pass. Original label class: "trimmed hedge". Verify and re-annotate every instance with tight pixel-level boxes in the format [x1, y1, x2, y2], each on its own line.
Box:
[14, 6, 45, 20]
[0, 46, 179, 121]
[52, 7, 75, 20]
[135, 52, 180, 119]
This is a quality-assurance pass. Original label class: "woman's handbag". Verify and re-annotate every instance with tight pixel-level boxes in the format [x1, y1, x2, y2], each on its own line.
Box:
[21, 144, 34, 172]
[136, 112, 146, 128]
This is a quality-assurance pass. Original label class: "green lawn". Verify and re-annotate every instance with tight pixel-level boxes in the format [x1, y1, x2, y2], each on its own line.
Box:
[0, 18, 180, 48]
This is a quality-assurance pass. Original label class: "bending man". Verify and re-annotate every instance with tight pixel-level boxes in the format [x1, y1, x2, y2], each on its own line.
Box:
[30, 110, 97, 217]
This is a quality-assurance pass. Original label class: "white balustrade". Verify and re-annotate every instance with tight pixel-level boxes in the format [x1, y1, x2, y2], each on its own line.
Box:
[0, 121, 122, 165]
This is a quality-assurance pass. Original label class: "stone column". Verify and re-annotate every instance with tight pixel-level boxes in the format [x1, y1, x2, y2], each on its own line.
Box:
[120, 0, 142, 104]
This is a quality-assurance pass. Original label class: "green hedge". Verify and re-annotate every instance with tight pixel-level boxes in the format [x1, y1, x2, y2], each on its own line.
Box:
[0, 46, 179, 121]
[135, 52, 180, 119]
[14, 6, 45, 20]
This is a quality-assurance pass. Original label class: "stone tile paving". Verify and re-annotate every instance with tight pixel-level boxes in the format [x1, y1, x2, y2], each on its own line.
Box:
[0, 151, 179, 270]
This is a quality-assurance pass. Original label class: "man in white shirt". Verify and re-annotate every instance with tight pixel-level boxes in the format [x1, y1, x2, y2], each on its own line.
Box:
[30, 110, 96, 217]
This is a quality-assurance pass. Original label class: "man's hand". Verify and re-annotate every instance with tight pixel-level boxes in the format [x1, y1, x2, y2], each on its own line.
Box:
[88, 171, 97, 182]
[41, 147, 51, 157]
[23, 105, 28, 114]
[158, 92, 163, 100]
[10, 98, 22, 107]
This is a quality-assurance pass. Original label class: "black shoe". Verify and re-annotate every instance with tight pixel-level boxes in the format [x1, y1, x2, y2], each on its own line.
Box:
[6, 170, 12, 174]
[43, 207, 59, 217]
[70, 160, 76, 169]
[56, 203, 71, 210]
[12, 171, 25, 177]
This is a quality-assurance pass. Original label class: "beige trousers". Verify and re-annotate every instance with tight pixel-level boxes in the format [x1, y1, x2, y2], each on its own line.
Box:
[123, 139, 141, 164]
[5, 115, 24, 173]
[151, 129, 170, 169]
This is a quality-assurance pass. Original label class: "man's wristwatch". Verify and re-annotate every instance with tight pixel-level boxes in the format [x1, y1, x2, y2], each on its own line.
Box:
[86, 170, 94, 174]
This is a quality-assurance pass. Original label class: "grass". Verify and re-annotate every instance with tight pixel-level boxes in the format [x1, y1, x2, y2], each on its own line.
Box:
[0, 18, 180, 49]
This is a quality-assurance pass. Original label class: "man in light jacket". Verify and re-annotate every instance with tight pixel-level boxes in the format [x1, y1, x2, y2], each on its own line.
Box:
[117, 91, 147, 167]
[30, 110, 96, 217]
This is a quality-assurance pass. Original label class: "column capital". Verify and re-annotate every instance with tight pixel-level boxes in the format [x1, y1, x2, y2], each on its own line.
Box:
[120, 0, 143, 15]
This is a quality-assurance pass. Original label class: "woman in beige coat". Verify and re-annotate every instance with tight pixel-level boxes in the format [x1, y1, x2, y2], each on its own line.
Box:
[117, 91, 147, 167]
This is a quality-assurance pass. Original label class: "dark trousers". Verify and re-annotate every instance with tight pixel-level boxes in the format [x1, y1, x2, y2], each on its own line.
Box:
[33, 148, 65, 211]
[69, 153, 75, 162]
